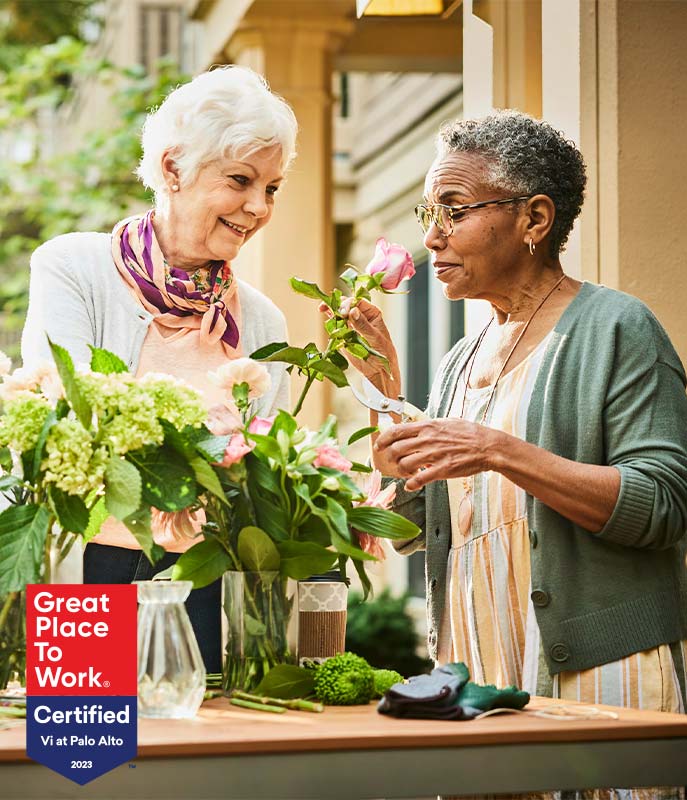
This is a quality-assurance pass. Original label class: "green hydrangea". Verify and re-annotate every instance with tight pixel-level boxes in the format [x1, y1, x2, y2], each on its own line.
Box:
[373, 668, 404, 698]
[100, 391, 163, 455]
[314, 652, 375, 706]
[42, 419, 107, 495]
[137, 374, 206, 428]
[0, 394, 52, 453]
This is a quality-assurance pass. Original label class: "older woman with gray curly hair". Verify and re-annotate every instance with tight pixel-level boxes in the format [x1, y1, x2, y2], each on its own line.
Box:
[345, 110, 687, 739]
[21, 66, 298, 672]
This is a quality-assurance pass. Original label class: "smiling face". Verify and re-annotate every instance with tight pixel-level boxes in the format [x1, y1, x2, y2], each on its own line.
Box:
[162, 145, 284, 266]
[423, 152, 529, 303]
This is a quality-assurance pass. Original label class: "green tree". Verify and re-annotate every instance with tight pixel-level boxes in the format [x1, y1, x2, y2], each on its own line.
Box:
[0, 34, 188, 357]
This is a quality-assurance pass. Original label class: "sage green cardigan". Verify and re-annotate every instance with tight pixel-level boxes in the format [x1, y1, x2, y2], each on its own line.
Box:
[392, 282, 687, 674]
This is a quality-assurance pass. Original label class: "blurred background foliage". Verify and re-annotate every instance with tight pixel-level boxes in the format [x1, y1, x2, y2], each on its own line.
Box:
[0, 0, 187, 357]
[346, 589, 432, 677]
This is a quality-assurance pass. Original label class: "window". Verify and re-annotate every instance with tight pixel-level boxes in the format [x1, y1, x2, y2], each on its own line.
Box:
[140, 4, 183, 72]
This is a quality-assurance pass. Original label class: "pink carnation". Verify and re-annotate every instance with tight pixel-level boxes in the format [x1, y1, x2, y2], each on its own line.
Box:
[219, 434, 254, 467]
[313, 444, 353, 472]
[364, 237, 415, 290]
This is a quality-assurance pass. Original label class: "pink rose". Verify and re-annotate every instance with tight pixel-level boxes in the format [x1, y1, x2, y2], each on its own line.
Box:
[219, 433, 254, 467]
[313, 444, 353, 472]
[364, 237, 415, 291]
[248, 416, 274, 435]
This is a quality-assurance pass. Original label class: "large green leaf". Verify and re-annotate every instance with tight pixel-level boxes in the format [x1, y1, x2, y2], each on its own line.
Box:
[347, 506, 421, 540]
[0, 504, 51, 593]
[254, 664, 315, 699]
[172, 537, 233, 589]
[47, 337, 92, 429]
[289, 277, 329, 303]
[253, 345, 309, 369]
[276, 541, 337, 580]
[83, 497, 109, 543]
[30, 409, 57, 481]
[123, 506, 164, 564]
[246, 454, 281, 497]
[127, 445, 196, 512]
[249, 341, 289, 360]
[309, 359, 348, 388]
[189, 456, 228, 504]
[237, 526, 280, 572]
[104, 456, 142, 520]
[49, 486, 89, 534]
[88, 346, 129, 375]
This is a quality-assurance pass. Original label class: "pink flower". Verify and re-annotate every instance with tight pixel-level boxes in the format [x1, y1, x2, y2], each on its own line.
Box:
[206, 404, 242, 435]
[352, 470, 397, 561]
[152, 507, 203, 542]
[219, 433, 254, 466]
[364, 237, 415, 290]
[248, 416, 274, 435]
[313, 444, 353, 472]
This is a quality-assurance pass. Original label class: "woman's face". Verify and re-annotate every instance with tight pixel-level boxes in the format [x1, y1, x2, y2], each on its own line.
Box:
[167, 145, 284, 264]
[422, 153, 527, 303]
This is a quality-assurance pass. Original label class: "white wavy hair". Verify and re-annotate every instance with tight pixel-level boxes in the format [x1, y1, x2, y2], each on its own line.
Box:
[136, 65, 298, 210]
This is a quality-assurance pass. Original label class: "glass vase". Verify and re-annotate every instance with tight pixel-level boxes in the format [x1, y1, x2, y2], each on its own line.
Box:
[222, 571, 296, 694]
[136, 581, 206, 719]
[0, 591, 26, 691]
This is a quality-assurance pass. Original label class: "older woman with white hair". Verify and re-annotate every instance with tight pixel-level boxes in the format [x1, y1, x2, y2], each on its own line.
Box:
[21, 65, 298, 672]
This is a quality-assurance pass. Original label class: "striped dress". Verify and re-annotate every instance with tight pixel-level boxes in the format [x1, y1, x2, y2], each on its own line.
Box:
[437, 333, 687, 800]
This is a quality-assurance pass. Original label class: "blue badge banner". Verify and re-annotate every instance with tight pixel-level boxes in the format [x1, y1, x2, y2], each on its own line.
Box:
[26, 696, 137, 784]
[25, 585, 138, 785]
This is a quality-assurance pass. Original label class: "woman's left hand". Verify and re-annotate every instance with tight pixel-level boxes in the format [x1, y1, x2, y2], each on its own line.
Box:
[375, 418, 494, 492]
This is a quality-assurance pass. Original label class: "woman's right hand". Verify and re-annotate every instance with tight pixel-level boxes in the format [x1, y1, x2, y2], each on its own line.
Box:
[332, 297, 401, 395]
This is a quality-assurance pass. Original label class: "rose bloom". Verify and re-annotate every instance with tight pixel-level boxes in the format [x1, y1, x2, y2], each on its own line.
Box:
[248, 416, 274, 435]
[219, 433, 254, 467]
[313, 444, 353, 472]
[208, 358, 272, 402]
[364, 237, 415, 290]
[32, 361, 64, 403]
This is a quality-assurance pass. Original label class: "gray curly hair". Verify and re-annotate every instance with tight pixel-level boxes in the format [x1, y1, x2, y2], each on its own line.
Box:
[436, 110, 586, 256]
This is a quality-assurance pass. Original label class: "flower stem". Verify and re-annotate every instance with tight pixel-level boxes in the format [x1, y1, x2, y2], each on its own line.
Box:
[0, 592, 17, 631]
[291, 373, 315, 418]
[230, 697, 286, 714]
[232, 690, 324, 713]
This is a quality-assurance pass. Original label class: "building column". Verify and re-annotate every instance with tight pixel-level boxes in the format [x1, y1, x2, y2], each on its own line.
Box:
[226, 9, 353, 427]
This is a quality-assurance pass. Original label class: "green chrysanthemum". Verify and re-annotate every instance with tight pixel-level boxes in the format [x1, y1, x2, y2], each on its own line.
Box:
[42, 418, 105, 495]
[373, 668, 404, 698]
[314, 652, 375, 706]
[0, 394, 52, 453]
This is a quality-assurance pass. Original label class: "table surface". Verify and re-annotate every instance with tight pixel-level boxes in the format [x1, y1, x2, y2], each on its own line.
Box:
[2, 695, 687, 761]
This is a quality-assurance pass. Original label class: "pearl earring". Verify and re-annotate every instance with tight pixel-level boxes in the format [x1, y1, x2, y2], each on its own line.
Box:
[528, 238, 536, 256]
[171, 184, 179, 192]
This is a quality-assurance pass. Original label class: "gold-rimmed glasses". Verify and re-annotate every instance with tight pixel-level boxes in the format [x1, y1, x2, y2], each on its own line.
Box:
[414, 195, 533, 237]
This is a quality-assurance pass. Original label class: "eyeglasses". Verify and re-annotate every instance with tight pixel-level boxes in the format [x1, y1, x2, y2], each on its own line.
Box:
[414, 195, 533, 237]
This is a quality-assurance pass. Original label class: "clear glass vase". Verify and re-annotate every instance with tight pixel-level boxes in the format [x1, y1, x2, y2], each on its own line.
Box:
[222, 571, 296, 694]
[0, 591, 26, 691]
[136, 581, 206, 719]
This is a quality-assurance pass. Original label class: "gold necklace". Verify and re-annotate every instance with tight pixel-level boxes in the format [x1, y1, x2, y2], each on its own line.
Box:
[453, 273, 567, 537]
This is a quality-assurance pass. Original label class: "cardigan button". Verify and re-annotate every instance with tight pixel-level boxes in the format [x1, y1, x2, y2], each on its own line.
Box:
[529, 529, 538, 548]
[531, 590, 550, 608]
[435, 526, 441, 539]
[550, 643, 570, 663]
[430, 578, 437, 591]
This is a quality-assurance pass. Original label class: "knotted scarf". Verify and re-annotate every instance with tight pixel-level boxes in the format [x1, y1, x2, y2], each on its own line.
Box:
[111, 210, 241, 352]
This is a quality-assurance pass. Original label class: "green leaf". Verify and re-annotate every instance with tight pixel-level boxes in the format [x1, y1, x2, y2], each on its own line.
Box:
[309, 359, 349, 388]
[104, 456, 142, 520]
[189, 456, 227, 503]
[193, 429, 231, 463]
[244, 614, 267, 636]
[329, 351, 349, 370]
[289, 277, 329, 303]
[83, 497, 109, 543]
[348, 426, 378, 445]
[256, 345, 309, 369]
[30, 409, 57, 482]
[254, 664, 315, 699]
[127, 445, 197, 512]
[345, 342, 369, 360]
[350, 461, 373, 474]
[0, 504, 51, 593]
[0, 447, 12, 471]
[352, 556, 373, 601]
[0, 474, 23, 492]
[249, 341, 289, 360]
[47, 337, 92, 429]
[49, 486, 89, 534]
[247, 433, 283, 462]
[270, 409, 297, 437]
[312, 414, 338, 445]
[88, 346, 129, 374]
[339, 267, 359, 287]
[172, 538, 233, 589]
[123, 506, 164, 564]
[237, 526, 280, 572]
[347, 506, 421, 540]
[276, 541, 337, 580]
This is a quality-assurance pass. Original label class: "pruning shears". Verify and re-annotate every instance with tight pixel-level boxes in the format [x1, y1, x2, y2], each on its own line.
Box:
[349, 377, 425, 430]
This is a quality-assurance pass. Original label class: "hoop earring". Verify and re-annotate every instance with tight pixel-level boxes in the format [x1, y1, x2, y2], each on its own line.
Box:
[528, 238, 536, 256]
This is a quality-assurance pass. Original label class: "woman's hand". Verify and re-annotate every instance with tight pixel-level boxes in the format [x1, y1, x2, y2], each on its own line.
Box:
[321, 297, 401, 395]
[375, 418, 494, 491]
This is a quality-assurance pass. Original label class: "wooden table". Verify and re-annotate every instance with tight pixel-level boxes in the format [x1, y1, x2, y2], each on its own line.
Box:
[1, 696, 686, 799]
